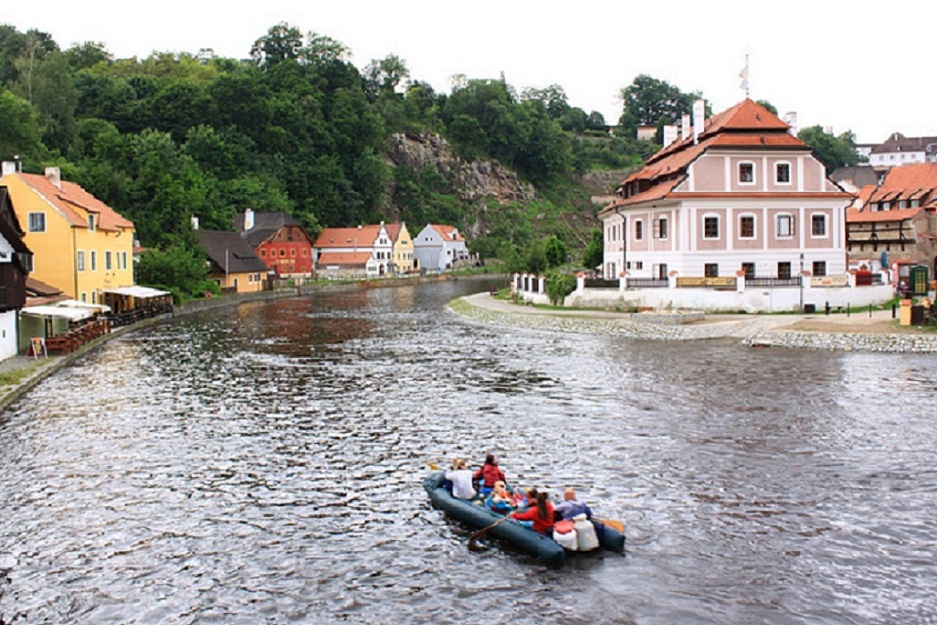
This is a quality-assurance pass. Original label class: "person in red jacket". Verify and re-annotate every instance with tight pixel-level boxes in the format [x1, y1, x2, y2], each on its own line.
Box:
[511, 491, 554, 535]
[473, 454, 506, 494]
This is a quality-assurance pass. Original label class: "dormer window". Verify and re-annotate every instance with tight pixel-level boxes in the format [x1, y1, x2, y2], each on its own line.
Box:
[882, 201, 890, 211]
[88, 214, 96, 231]
[739, 162, 754, 184]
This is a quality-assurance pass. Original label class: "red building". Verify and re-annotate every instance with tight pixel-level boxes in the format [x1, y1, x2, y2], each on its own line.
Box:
[233, 210, 315, 278]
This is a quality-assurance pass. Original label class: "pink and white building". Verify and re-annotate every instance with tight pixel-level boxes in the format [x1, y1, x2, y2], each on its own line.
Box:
[599, 99, 852, 284]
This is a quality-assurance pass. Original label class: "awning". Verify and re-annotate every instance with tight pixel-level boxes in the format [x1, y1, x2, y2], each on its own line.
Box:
[102, 286, 171, 298]
[56, 299, 111, 313]
[20, 305, 93, 321]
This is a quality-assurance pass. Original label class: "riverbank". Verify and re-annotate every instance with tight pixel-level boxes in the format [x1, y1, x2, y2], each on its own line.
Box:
[451, 292, 937, 353]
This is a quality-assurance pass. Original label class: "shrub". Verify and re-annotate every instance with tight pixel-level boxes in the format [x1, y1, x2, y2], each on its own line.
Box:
[546, 271, 576, 305]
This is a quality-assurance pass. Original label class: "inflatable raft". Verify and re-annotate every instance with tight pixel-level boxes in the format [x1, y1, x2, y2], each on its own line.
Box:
[423, 472, 625, 567]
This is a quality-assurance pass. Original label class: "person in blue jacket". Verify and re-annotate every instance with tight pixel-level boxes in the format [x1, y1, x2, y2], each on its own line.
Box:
[553, 488, 593, 520]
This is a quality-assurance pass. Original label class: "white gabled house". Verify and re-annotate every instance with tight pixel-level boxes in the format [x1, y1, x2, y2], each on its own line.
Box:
[312, 222, 393, 279]
[413, 224, 469, 272]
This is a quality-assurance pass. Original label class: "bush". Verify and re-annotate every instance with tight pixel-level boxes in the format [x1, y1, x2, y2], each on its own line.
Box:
[545, 271, 576, 305]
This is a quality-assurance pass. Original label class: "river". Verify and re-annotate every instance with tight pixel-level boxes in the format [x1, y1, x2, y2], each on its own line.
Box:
[0, 280, 934, 625]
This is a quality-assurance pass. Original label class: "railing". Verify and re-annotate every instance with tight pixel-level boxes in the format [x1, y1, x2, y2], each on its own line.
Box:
[628, 278, 668, 288]
[584, 278, 619, 289]
[745, 276, 802, 287]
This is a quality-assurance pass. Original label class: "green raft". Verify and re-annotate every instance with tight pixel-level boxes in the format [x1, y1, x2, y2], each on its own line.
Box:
[423, 471, 625, 567]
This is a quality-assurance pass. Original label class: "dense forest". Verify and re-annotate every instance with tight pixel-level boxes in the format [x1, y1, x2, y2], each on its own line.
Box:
[0, 22, 859, 290]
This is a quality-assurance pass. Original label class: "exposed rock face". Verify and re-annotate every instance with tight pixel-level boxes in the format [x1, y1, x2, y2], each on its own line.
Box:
[384, 132, 536, 206]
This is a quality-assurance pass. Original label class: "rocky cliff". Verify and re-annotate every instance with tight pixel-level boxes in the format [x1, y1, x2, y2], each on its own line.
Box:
[384, 132, 536, 207]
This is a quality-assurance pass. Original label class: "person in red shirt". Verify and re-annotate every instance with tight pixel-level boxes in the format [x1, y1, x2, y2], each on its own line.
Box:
[473, 454, 506, 494]
[511, 491, 555, 535]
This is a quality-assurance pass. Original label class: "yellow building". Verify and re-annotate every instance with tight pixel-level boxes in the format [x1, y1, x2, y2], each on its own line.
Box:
[0, 164, 135, 303]
[386, 222, 417, 274]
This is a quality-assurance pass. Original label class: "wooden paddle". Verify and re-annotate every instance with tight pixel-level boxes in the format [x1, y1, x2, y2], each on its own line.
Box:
[467, 515, 511, 549]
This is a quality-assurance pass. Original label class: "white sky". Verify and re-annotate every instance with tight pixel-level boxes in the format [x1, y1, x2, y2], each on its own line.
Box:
[3, 0, 935, 143]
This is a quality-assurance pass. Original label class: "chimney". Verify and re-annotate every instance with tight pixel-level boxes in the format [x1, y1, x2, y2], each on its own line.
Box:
[681, 114, 691, 141]
[191, 216, 199, 230]
[1, 161, 16, 176]
[45, 167, 62, 189]
[663, 125, 679, 147]
[692, 99, 705, 144]
[782, 112, 798, 136]
[244, 208, 254, 230]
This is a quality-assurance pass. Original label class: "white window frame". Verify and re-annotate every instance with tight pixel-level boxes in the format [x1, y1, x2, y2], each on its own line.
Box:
[702, 214, 721, 240]
[105, 251, 112, 271]
[77, 250, 85, 272]
[775, 162, 792, 185]
[738, 161, 755, 185]
[776, 214, 794, 239]
[656, 217, 669, 240]
[634, 219, 643, 241]
[90, 250, 97, 271]
[738, 214, 756, 240]
[811, 213, 828, 238]
[88, 214, 96, 232]
[28, 212, 46, 233]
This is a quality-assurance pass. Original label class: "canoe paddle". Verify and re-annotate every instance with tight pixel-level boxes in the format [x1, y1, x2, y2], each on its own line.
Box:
[596, 518, 624, 533]
[468, 515, 510, 549]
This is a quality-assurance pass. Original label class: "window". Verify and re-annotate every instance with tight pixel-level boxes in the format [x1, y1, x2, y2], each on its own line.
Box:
[635, 220, 643, 240]
[28, 213, 46, 232]
[882, 201, 891, 211]
[279, 249, 286, 257]
[705, 263, 718, 277]
[778, 262, 791, 279]
[121, 252, 127, 269]
[260, 249, 266, 258]
[291, 249, 296, 257]
[776, 163, 791, 184]
[105, 251, 112, 271]
[635, 261, 643, 270]
[90, 251, 97, 271]
[77, 251, 85, 271]
[777, 214, 794, 238]
[812, 261, 826, 277]
[739, 162, 754, 183]
[739, 215, 755, 238]
[88, 215, 95, 232]
[911, 199, 920, 208]
[81, 292, 87, 303]
[811, 214, 827, 237]
[657, 217, 668, 239]
[742, 262, 755, 279]
[703, 216, 720, 239]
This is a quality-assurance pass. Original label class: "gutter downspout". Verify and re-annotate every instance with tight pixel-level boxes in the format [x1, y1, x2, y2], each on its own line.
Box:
[72, 226, 78, 299]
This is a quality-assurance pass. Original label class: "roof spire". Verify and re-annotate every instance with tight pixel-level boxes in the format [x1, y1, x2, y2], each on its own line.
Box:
[739, 53, 751, 98]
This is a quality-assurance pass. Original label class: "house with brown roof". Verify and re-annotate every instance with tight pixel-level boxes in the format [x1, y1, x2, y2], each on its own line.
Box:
[232, 209, 315, 280]
[195, 228, 269, 293]
[0, 163, 135, 303]
[598, 99, 852, 283]
[868, 133, 937, 168]
[846, 162, 937, 281]
[312, 223, 392, 279]
[413, 224, 470, 273]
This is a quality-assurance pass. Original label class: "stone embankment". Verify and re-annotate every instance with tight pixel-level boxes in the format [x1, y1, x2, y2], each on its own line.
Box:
[451, 294, 937, 354]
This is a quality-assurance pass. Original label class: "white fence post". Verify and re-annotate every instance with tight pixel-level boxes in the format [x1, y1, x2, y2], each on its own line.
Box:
[668, 270, 678, 290]
[736, 270, 746, 293]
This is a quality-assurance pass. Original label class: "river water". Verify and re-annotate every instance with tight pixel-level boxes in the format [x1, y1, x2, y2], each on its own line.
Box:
[0, 280, 935, 625]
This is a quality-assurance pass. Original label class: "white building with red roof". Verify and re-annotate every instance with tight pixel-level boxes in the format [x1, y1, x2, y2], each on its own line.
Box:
[598, 99, 852, 284]
[312, 222, 393, 279]
[413, 224, 469, 272]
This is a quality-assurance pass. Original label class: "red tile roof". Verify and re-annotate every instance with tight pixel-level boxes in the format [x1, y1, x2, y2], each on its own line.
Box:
[316, 251, 372, 266]
[847, 163, 937, 223]
[18, 172, 134, 231]
[601, 99, 842, 215]
[430, 224, 464, 241]
[313, 226, 382, 248]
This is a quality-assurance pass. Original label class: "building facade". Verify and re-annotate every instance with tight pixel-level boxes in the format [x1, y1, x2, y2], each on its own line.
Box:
[313, 223, 393, 278]
[233, 210, 314, 279]
[385, 222, 417, 274]
[0, 163, 134, 303]
[0, 186, 32, 361]
[598, 100, 851, 283]
[412, 224, 469, 272]
[195, 229, 268, 293]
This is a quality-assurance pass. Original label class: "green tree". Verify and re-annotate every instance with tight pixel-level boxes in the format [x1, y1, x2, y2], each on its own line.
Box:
[544, 234, 568, 268]
[15, 51, 78, 152]
[756, 99, 778, 115]
[524, 240, 547, 274]
[251, 23, 303, 68]
[545, 270, 576, 305]
[582, 228, 603, 271]
[798, 125, 860, 173]
[135, 244, 217, 301]
[65, 42, 111, 71]
[618, 74, 704, 139]
[0, 87, 44, 161]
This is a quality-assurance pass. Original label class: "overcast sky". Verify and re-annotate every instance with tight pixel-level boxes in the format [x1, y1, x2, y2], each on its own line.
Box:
[4, 0, 934, 144]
